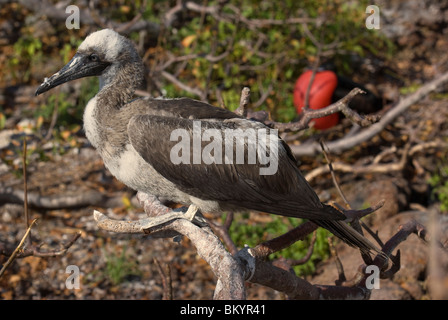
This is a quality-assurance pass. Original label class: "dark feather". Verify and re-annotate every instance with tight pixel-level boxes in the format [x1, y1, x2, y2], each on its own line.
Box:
[127, 98, 382, 255]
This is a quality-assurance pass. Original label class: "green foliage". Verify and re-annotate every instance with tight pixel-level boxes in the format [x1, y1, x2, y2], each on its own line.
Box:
[102, 245, 142, 286]
[33, 77, 98, 151]
[8, 35, 43, 82]
[399, 83, 421, 95]
[60, 36, 83, 64]
[0, 112, 5, 130]
[429, 161, 448, 213]
[155, 0, 394, 122]
[228, 213, 331, 275]
[36, 92, 77, 127]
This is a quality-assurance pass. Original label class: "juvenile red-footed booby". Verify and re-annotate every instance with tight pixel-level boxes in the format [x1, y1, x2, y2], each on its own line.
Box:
[35, 29, 382, 256]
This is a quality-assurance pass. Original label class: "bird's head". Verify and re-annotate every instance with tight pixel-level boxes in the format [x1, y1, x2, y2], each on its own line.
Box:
[35, 29, 140, 96]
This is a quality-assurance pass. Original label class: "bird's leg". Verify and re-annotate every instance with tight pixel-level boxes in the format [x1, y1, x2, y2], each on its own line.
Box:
[136, 192, 172, 217]
[93, 192, 207, 234]
[93, 204, 202, 234]
[135, 192, 206, 229]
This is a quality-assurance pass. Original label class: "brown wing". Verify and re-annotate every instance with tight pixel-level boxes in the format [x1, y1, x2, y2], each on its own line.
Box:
[127, 112, 345, 221]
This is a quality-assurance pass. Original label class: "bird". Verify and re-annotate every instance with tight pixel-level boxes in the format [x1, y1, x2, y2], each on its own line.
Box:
[35, 29, 382, 256]
[293, 69, 383, 130]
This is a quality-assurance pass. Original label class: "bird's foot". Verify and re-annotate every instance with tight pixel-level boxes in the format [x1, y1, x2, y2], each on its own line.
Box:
[137, 203, 206, 230]
[184, 204, 199, 221]
[93, 192, 209, 234]
[136, 192, 207, 228]
[180, 204, 208, 227]
[93, 203, 207, 234]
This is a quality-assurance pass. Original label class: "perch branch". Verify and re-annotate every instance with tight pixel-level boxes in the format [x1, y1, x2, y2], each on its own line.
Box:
[91, 195, 438, 300]
[93, 203, 245, 299]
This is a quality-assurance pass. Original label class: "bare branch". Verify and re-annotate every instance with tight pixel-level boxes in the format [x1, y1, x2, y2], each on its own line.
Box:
[154, 258, 173, 300]
[305, 140, 448, 182]
[0, 186, 127, 209]
[208, 212, 238, 256]
[90, 193, 442, 300]
[266, 88, 374, 132]
[0, 229, 81, 259]
[234, 87, 251, 117]
[250, 222, 318, 259]
[320, 140, 350, 208]
[287, 230, 317, 266]
[328, 237, 347, 285]
[160, 71, 205, 100]
[93, 206, 245, 299]
[0, 219, 37, 278]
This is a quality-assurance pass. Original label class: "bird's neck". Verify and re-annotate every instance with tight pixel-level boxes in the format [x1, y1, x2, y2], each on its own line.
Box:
[97, 61, 144, 111]
[83, 60, 144, 151]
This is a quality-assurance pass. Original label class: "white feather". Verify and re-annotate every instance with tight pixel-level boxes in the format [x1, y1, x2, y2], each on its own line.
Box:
[78, 29, 124, 61]
[83, 96, 101, 149]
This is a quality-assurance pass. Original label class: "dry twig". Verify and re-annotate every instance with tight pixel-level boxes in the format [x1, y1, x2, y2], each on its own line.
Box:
[264, 88, 379, 132]
[154, 258, 173, 300]
[305, 140, 448, 182]
[291, 70, 448, 157]
[1, 135, 81, 261]
[234, 87, 251, 117]
[0, 219, 37, 279]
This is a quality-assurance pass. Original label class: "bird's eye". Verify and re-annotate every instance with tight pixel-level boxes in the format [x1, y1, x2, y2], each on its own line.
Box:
[89, 54, 99, 62]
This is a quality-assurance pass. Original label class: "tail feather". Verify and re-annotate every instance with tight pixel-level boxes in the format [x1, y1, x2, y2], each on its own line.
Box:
[313, 219, 382, 256]
[312, 205, 385, 258]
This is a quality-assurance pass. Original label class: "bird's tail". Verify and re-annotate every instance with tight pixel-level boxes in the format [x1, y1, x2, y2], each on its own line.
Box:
[313, 205, 384, 258]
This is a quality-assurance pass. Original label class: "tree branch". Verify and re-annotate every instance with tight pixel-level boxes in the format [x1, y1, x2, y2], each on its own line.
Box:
[291, 70, 448, 156]
[234, 87, 251, 117]
[90, 192, 422, 300]
[265, 88, 379, 132]
[0, 186, 127, 209]
[305, 140, 448, 182]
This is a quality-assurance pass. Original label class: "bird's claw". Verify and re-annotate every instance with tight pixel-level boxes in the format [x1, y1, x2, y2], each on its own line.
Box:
[184, 204, 199, 221]
[138, 204, 206, 230]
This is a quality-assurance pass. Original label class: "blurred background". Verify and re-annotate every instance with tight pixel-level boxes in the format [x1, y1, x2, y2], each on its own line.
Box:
[0, 0, 447, 299]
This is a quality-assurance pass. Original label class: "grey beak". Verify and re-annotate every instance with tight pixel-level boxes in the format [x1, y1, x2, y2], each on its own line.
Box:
[35, 53, 110, 96]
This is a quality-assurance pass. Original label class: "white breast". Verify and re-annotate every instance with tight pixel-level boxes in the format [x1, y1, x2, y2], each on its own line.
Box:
[107, 143, 148, 188]
[104, 143, 190, 205]
[83, 97, 101, 149]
